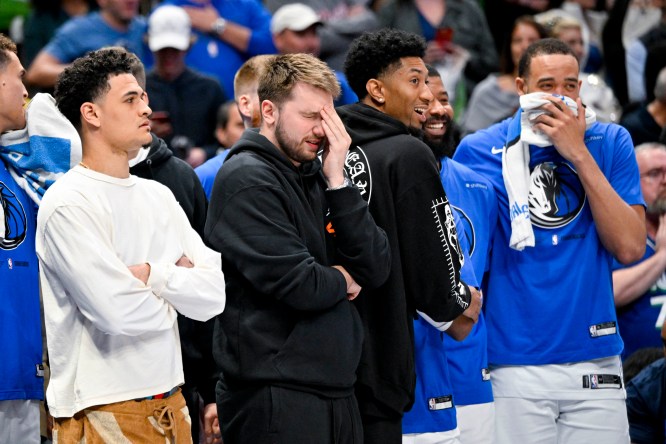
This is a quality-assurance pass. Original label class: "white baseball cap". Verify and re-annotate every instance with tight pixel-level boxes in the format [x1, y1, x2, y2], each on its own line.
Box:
[271, 3, 323, 34]
[148, 5, 191, 52]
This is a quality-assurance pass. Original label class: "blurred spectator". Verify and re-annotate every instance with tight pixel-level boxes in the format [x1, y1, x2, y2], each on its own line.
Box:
[621, 67, 666, 146]
[22, 0, 96, 68]
[214, 100, 244, 152]
[378, 0, 498, 96]
[603, 0, 631, 106]
[644, 39, 666, 104]
[557, 0, 610, 73]
[462, 15, 547, 134]
[265, 0, 379, 71]
[625, 318, 666, 444]
[483, 0, 561, 54]
[164, 0, 276, 101]
[232, 54, 273, 129]
[194, 55, 273, 199]
[612, 142, 666, 360]
[624, 347, 663, 382]
[145, 5, 226, 168]
[195, 100, 244, 199]
[25, 0, 150, 89]
[540, 13, 621, 121]
[623, 0, 664, 48]
[626, 1, 666, 104]
[270, 3, 357, 106]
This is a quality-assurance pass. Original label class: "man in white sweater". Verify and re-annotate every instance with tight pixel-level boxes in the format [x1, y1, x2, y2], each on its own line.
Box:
[36, 48, 226, 442]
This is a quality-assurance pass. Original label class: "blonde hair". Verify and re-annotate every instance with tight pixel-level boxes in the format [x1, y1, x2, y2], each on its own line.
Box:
[258, 53, 340, 107]
[233, 55, 275, 100]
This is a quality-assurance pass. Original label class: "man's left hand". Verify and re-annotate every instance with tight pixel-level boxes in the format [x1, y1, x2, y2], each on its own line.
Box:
[183, 5, 220, 34]
[320, 104, 351, 188]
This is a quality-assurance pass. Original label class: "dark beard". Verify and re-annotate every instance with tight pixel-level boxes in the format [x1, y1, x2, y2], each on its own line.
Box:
[424, 124, 460, 160]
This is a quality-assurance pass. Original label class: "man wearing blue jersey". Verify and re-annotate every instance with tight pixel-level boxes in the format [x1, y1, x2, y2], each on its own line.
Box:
[424, 66, 498, 444]
[26, 0, 150, 89]
[454, 38, 646, 443]
[0, 34, 43, 444]
[613, 142, 666, 360]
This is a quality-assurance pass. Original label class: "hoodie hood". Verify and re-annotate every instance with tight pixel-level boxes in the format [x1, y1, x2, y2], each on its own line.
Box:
[130, 133, 173, 178]
[227, 128, 321, 178]
[337, 103, 424, 146]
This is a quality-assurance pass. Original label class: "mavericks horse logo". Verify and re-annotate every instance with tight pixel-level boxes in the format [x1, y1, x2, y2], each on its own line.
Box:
[452, 205, 475, 257]
[0, 181, 27, 250]
[528, 162, 585, 228]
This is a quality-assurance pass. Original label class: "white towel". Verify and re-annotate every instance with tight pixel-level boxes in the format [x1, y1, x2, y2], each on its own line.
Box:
[502, 92, 596, 250]
[0, 93, 81, 240]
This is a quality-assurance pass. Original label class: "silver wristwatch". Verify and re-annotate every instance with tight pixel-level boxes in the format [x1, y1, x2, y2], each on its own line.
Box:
[211, 17, 227, 35]
[327, 177, 353, 191]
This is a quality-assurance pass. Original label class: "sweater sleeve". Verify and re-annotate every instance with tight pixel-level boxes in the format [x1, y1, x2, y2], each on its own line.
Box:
[206, 183, 348, 312]
[325, 186, 391, 289]
[39, 205, 178, 336]
[147, 191, 225, 322]
[394, 145, 471, 322]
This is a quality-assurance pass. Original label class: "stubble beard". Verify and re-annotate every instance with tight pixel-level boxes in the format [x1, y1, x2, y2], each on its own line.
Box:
[275, 117, 316, 165]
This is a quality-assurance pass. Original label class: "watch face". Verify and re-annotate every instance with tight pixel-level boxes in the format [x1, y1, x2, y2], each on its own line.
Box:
[213, 18, 226, 34]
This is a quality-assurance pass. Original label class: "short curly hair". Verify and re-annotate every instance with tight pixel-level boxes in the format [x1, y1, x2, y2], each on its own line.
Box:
[344, 29, 426, 100]
[54, 48, 136, 132]
[0, 33, 17, 71]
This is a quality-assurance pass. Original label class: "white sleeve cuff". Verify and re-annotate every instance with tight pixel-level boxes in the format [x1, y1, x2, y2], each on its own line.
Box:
[417, 310, 453, 332]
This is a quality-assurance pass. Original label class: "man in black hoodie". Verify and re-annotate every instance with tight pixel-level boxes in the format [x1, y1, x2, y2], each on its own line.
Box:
[337, 28, 481, 443]
[205, 53, 391, 443]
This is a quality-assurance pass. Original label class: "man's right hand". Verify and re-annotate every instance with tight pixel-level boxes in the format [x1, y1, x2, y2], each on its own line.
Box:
[462, 286, 482, 323]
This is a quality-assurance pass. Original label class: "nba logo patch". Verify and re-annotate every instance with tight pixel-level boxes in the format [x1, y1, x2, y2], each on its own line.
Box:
[428, 395, 453, 411]
[589, 321, 617, 338]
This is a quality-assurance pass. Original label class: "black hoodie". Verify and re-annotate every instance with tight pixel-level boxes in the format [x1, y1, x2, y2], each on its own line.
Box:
[337, 103, 471, 418]
[130, 134, 208, 236]
[204, 129, 391, 397]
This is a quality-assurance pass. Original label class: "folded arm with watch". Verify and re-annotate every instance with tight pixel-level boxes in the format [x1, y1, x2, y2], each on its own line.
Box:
[182, 5, 251, 52]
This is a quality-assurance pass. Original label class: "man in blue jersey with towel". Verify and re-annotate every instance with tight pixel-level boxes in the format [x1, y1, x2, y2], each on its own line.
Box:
[0, 33, 44, 444]
[454, 38, 646, 443]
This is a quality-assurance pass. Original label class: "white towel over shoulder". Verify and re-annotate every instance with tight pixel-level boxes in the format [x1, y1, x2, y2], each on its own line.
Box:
[502, 92, 596, 251]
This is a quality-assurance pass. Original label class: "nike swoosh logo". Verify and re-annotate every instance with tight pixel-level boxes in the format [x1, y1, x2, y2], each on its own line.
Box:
[491, 146, 504, 154]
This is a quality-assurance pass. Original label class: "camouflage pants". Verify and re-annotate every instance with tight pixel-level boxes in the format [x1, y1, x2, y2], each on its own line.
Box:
[52, 389, 192, 443]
